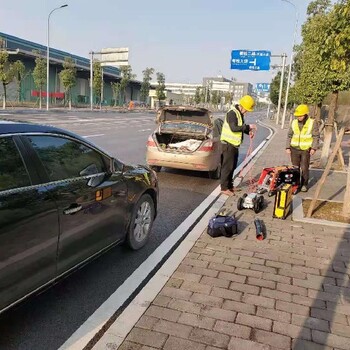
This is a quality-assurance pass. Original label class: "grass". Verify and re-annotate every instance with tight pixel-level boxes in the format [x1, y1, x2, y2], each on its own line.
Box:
[303, 199, 350, 224]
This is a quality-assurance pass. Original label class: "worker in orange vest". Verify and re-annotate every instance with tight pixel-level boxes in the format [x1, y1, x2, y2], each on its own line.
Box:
[128, 101, 134, 110]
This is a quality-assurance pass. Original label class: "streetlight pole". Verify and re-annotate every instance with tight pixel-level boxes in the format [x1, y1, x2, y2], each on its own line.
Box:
[281, 0, 299, 129]
[90, 51, 94, 110]
[47, 4, 68, 111]
[276, 53, 287, 125]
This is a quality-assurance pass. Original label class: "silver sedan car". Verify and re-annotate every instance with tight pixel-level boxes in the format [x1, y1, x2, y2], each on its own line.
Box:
[146, 106, 222, 179]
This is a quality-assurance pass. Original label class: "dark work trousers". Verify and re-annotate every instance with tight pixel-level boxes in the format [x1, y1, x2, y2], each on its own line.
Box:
[290, 147, 311, 186]
[220, 142, 239, 190]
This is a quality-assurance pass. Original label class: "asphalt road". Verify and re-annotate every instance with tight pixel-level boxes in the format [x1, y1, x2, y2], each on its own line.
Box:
[0, 109, 269, 350]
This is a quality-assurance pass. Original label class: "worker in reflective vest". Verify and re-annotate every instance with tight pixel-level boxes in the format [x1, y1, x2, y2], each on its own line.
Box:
[220, 95, 257, 196]
[286, 104, 320, 192]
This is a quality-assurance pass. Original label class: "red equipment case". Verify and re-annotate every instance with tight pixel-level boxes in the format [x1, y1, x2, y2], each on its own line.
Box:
[257, 165, 300, 196]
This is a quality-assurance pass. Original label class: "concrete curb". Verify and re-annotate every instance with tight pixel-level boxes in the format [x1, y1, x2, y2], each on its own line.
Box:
[292, 195, 350, 229]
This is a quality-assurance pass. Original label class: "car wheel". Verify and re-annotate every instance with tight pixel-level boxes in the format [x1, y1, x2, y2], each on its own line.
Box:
[209, 162, 221, 180]
[253, 197, 260, 213]
[150, 165, 162, 172]
[127, 194, 155, 250]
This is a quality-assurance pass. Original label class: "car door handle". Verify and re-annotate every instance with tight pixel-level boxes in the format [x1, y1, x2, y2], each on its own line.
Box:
[63, 204, 83, 215]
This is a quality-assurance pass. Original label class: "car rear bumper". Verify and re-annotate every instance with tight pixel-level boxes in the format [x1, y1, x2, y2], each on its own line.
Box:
[146, 148, 220, 171]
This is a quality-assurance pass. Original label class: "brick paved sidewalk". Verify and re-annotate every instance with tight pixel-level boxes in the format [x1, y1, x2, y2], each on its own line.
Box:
[115, 121, 350, 350]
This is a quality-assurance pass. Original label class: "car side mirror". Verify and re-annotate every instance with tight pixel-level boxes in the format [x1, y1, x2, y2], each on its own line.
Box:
[87, 174, 106, 188]
[111, 158, 124, 173]
[79, 163, 99, 177]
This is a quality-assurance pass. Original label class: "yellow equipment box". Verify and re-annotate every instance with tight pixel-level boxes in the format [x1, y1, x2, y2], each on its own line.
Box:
[273, 184, 293, 220]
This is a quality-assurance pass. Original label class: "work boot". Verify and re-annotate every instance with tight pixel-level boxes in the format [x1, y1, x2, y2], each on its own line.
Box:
[300, 185, 308, 192]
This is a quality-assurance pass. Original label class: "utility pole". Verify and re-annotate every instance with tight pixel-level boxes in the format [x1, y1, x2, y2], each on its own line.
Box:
[89, 48, 125, 111]
[276, 53, 287, 125]
[100, 66, 103, 110]
[266, 101, 271, 119]
[204, 80, 208, 104]
[90, 51, 93, 110]
[281, 0, 299, 129]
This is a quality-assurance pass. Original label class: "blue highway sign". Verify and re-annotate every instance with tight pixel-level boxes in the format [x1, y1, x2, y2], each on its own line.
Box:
[256, 83, 271, 92]
[231, 50, 271, 71]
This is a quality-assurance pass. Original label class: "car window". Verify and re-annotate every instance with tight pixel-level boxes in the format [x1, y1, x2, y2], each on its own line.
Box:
[0, 137, 31, 191]
[161, 122, 208, 134]
[25, 135, 107, 182]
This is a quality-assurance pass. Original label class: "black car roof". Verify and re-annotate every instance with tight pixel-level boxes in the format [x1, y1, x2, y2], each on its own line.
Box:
[0, 121, 98, 150]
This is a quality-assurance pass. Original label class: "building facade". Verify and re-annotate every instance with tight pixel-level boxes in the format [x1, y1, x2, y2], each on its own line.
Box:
[203, 76, 255, 102]
[0, 32, 141, 107]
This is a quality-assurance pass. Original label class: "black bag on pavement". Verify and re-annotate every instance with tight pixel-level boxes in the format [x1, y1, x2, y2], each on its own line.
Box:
[207, 215, 238, 238]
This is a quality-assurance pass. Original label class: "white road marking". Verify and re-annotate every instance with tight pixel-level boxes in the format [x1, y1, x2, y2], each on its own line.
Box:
[82, 134, 105, 138]
[138, 128, 151, 132]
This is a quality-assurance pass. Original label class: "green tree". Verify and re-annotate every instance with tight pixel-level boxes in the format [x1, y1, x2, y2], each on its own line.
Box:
[224, 91, 232, 105]
[13, 60, 25, 102]
[155, 72, 166, 105]
[59, 57, 77, 110]
[211, 91, 220, 108]
[140, 67, 154, 103]
[120, 65, 136, 104]
[0, 51, 15, 109]
[32, 51, 46, 109]
[111, 81, 121, 106]
[292, 1, 332, 122]
[93, 60, 102, 106]
[194, 87, 201, 105]
[204, 83, 211, 104]
[307, 0, 350, 166]
[307, 0, 331, 16]
[269, 71, 287, 106]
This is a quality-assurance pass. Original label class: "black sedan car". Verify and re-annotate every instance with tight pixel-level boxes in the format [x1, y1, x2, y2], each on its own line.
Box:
[0, 121, 158, 314]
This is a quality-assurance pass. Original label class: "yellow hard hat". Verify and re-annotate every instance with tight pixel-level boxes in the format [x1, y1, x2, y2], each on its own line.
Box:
[294, 104, 309, 117]
[239, 95, 255, 112]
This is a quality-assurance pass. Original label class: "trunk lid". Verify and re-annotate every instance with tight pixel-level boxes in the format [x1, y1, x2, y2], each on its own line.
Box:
[156, 106, 213, 126]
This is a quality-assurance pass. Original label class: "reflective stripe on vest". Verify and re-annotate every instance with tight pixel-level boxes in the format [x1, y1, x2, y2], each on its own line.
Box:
[290, 118, 314, 150]
[220, 108, 243, 146]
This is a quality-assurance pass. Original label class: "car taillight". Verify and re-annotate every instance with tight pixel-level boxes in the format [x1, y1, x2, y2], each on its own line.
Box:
[147, 136, 157, 147]
[199, 140, 214, 152]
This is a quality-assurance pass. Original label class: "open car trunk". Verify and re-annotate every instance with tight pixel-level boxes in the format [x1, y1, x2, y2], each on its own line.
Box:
[154, 129, 209, 153]
[153, 107, 215, 153]
[154, 119, 214, 153]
